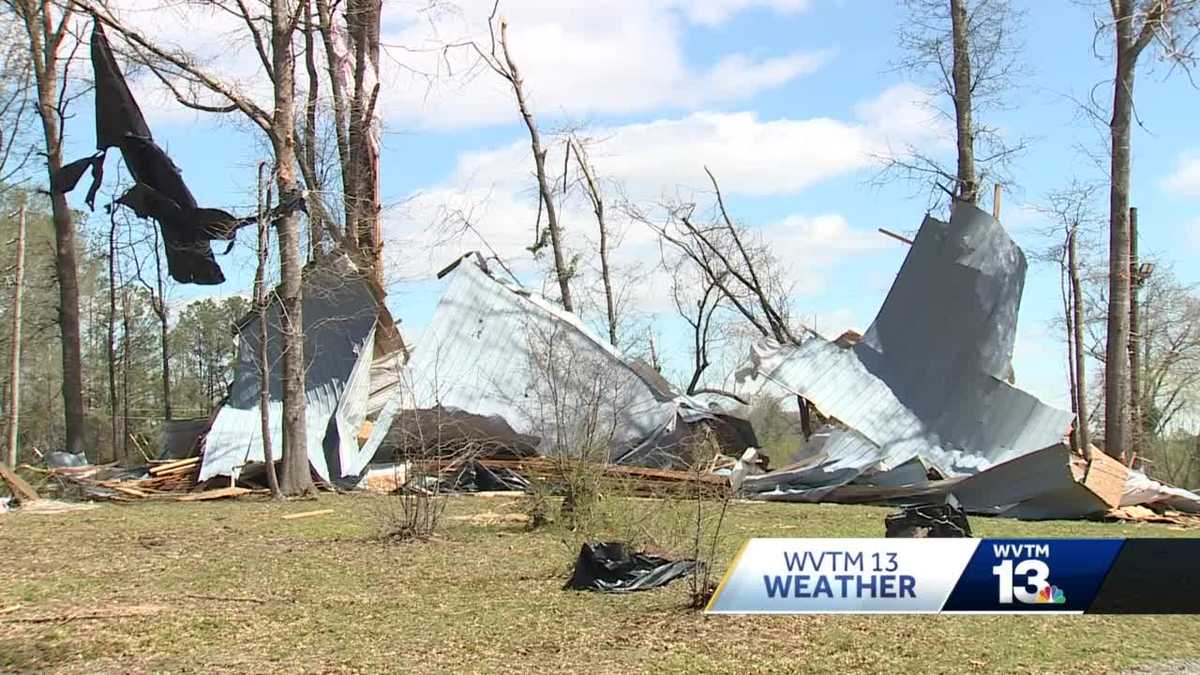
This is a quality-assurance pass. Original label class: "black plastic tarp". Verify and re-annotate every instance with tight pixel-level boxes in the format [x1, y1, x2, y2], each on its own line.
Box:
[563, 542, 696, 593]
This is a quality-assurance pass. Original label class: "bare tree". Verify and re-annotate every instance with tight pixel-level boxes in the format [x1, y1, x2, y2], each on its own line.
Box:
[0, 15, 34, 191]
[1081, 261, 1200, 442]
[6, 0, 87, 455]
[1092, 0, 1200, 459]
[670, 257, 724, 396]
[568, 134, 617, 346]
[1035, 180, 1103, 455]
[635, 168, 798, 347]
[888, 0, 1027, 205]
[456, 6, 574, 311]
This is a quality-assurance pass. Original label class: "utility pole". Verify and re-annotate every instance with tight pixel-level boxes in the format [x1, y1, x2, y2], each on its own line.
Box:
[5, 206, 27, 468]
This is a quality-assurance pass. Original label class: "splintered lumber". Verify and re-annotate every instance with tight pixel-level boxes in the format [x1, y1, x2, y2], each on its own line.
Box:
[148, 456, 199, 476]
[0, 462, 39, 502]
[413, 456, 727, 496]
[280, 509, 334, 520]
[176, 486, 251, 501]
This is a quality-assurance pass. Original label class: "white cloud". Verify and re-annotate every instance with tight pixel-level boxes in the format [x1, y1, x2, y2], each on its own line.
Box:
[380, 85, 932, 307]
[1162, 152, 1200, 197]
[102, 0, 829, 130]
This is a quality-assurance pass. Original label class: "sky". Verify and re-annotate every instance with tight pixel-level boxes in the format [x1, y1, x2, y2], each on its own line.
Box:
[56, 0, 1200, 411]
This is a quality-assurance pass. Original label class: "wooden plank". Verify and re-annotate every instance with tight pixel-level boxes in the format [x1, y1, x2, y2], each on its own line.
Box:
[0, 462, 39, 502]
[1082, 452, 1129, 509]
[176, 487, 251, 501]
[280, 509, 334, 520]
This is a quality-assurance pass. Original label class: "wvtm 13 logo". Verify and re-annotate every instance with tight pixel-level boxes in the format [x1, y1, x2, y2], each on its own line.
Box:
[990, 543, 1067, 605]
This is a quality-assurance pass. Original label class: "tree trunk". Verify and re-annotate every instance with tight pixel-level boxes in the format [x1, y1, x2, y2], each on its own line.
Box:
[108, 217, 119, 460]
[1105, 29, 1136, 460]
[949, 0, 977, 204]
[257, 164, 283, 499]
[1128, 206, 1141, 460]
[1069, 228, 1090, 457]
[5, 206, 26, 468]
[271, 0, 314, 497]
[500, 21, 573, 312]
[20, 1, 87, 456]
[121, 288, 131, 461]
[152, 236, 172, 421]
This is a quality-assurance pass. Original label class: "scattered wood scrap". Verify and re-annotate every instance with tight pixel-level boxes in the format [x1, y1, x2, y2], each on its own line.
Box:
[30, 456, 202, 502]
[1101, 505, 1200, 526]
[280, 509, 334, 520]
[176, 486, 251, 501]
[414, 457, 726, 496]
[450, 511, 530, 526]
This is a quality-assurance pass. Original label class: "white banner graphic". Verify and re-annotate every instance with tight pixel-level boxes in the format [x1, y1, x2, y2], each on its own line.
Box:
[706, 538, 980, 613]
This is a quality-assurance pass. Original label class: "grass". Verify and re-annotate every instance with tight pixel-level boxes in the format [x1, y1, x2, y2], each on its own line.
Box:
[2, 493, 1198, 674]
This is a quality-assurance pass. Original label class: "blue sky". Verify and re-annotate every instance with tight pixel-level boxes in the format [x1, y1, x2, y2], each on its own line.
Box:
[63, 0, 1200, 410]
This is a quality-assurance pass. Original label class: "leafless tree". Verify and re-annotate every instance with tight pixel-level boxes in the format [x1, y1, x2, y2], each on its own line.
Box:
[5, 0, 87, 456]
[1090, 0, 1200, 459]
[886, 0, 1027, 206]
[1081, 261, 1200, 443]
[635, 168, 799, 347]
[0, 15, 34, 192]
[568, 134, 617, 346]
[452, 4, 575, 312]
[1034, 180, 1104, 455]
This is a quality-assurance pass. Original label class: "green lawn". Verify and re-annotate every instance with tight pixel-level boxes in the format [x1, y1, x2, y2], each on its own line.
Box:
[2, 493, 1197, 674]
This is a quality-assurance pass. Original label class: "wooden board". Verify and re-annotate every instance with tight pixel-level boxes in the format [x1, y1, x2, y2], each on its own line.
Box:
[176, 487, 251, 501]
[1082, 452, 1129, 508]
[0, 463, 39, 502]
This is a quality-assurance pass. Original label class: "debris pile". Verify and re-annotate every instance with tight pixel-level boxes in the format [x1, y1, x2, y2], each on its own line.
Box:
[31, 457, 204, 502]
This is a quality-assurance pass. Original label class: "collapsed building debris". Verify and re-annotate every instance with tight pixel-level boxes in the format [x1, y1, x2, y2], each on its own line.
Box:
[200, 252, 406, 485]
[735, 200, 1200, 519]
[359, 254, 757, 476]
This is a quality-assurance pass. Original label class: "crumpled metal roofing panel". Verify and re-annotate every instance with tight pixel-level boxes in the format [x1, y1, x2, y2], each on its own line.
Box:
[738, 201, 1074, 499]
[200, 254, 380, 482]
[360, 258, 723, 467]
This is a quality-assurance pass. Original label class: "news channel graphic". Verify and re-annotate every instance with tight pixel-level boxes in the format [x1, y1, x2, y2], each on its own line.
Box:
[705, 538, 1200, 614]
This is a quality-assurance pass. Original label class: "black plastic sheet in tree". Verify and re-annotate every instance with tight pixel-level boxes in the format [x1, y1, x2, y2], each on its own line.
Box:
[563, 542, 696, 593]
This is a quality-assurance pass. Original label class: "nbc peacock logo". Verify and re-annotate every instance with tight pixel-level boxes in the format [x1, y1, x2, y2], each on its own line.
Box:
[1035, 584, 1067, 604]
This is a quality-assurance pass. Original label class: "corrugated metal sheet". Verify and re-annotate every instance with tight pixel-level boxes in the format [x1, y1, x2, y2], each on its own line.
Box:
[361, 257, 739, 468]
[739, 201, 1074, 500]
[200, 254, 382, 483]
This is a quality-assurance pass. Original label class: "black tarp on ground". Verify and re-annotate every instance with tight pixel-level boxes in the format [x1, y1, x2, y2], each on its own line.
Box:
[54, 21, 271, 285]
[563, 542, 696, 593]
